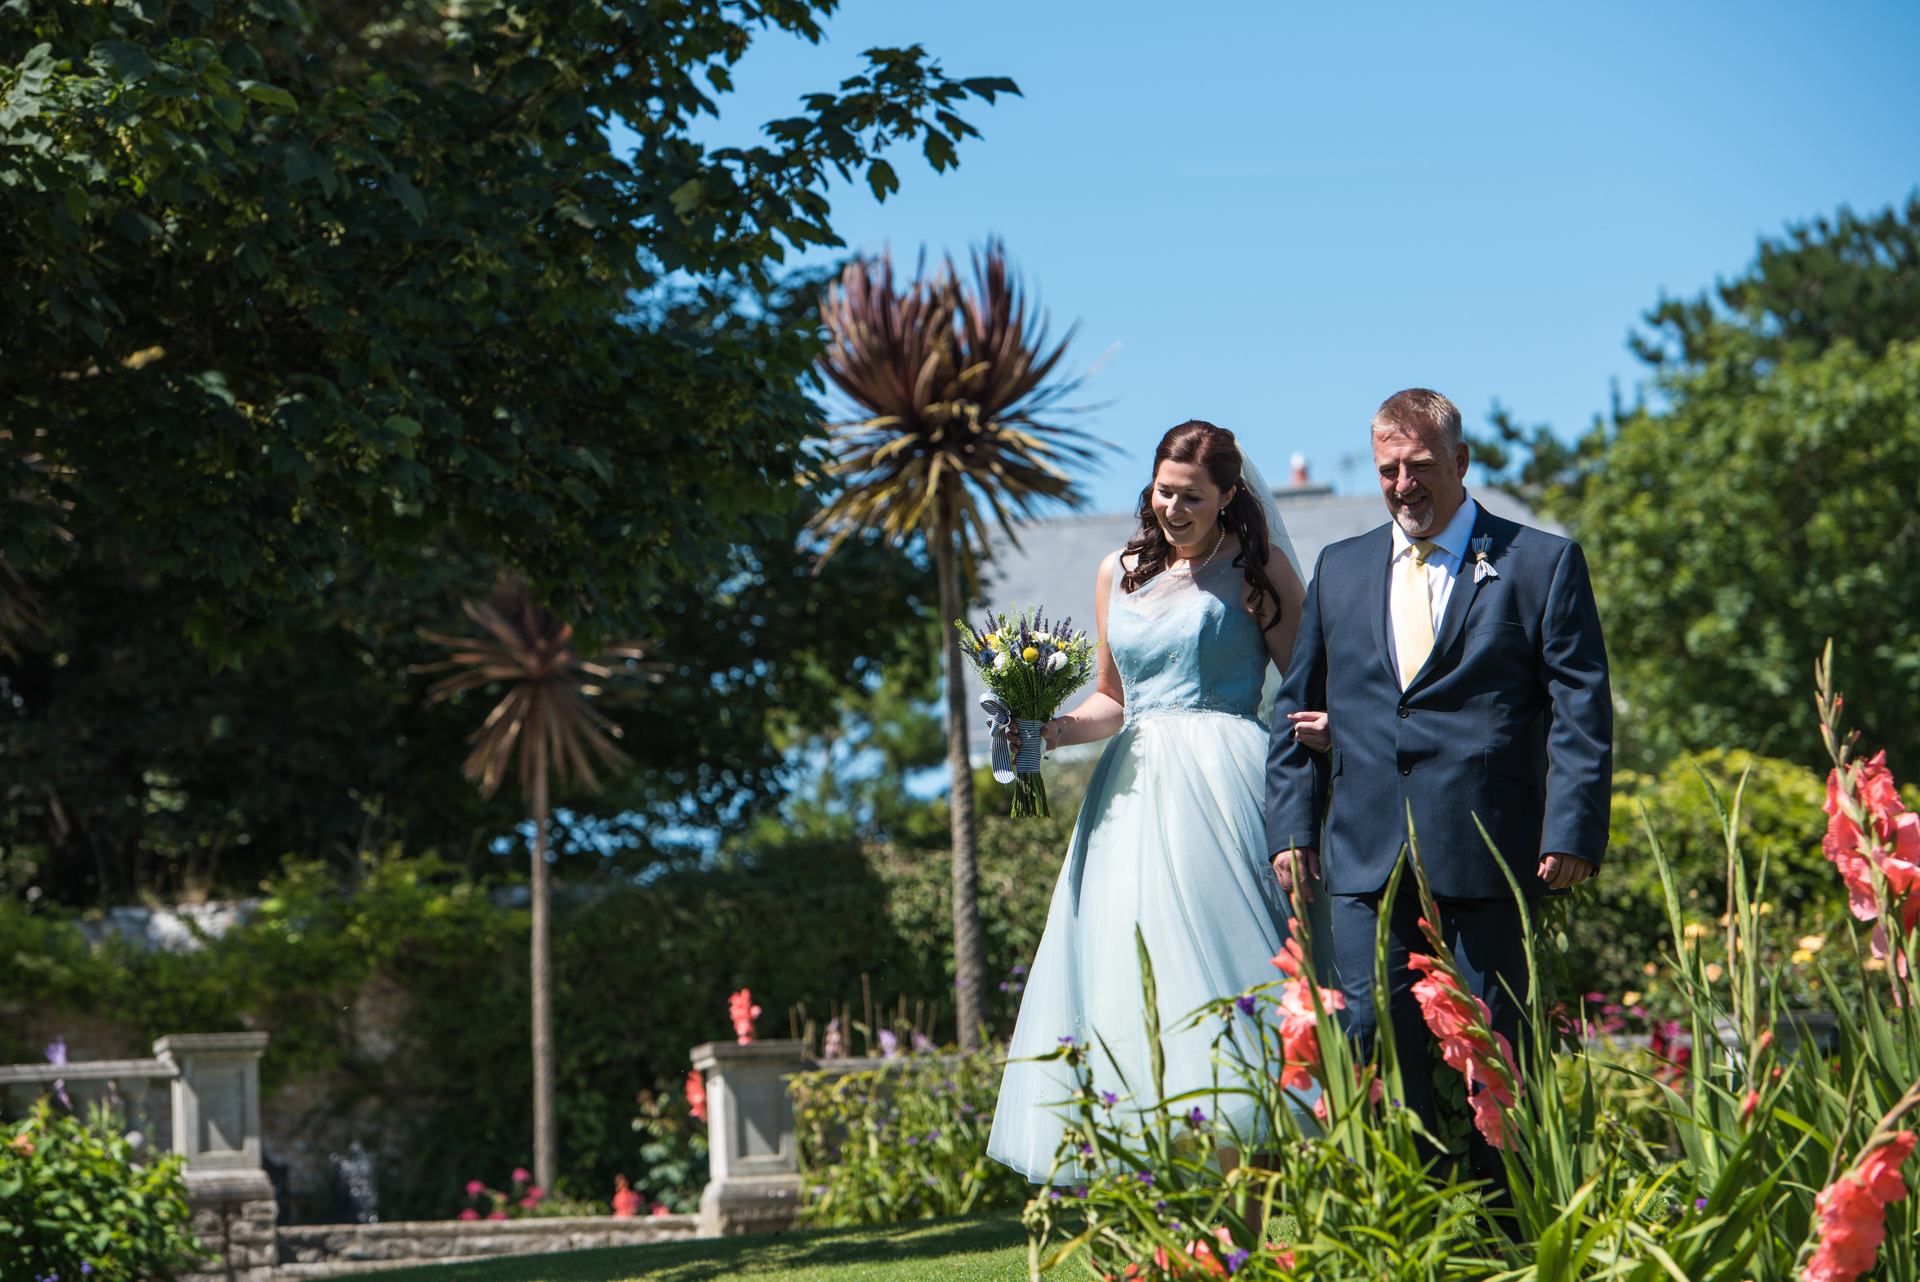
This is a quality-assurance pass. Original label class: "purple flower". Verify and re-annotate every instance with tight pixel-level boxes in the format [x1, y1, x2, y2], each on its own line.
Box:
[999, 981, 1010, 991]
[1074, 1186, 1088, 1198]
[1155, 1200, 1168, 1212]
[1695, 1198, 1709, 1210]
[912, 1031, 936, 1054]
[1048, 1189, 1062, 1201]
[1135, 1171, 1153, 1186]
[1187, 1107, 1207, 1129]
[877, 1029, 900, 1058]
[1080, 1143, 1094, 1155]
[1058, 1035, 1077, 1045]
[1226, 1249, 1250, 1274]
[1235, 995, 1257, 1016]
[1100, 1091, 1118, 1110]
[905, 1134, 919, 1145]
[1013, 965, 1028, 976]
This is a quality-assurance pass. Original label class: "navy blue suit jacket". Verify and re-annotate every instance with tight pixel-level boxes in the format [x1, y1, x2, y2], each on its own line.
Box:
[1265, 507, 1612, 899]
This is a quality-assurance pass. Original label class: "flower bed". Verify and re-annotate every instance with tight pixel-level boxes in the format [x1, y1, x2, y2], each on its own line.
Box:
[1022, 653, 1920, 1281]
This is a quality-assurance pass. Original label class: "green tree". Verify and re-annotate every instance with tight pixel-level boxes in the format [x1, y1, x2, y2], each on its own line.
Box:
[1474, 198, 1920, 773]
[807, 243, 1099, 1049]
[1, 0, 1014, 664]
[1580, 340, 1920, 773]
[0, 500, 937, 906]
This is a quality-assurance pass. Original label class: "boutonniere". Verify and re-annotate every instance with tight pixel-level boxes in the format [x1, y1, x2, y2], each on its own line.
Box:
[1472, 535, 1499, 583]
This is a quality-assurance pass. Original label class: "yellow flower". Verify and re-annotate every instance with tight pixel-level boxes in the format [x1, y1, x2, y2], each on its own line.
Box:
[1866, 958, 1888, 972]
[1790, 949, 1815, 965]
[1643, 962, 1659, 976]
[1684, 923, 1710, 940]
[987, 635, 1002, 651]
[1757, 901, 1774, 915]
[1622, 991, 1642, 1006]
[1022, 647, 1039, 662]
[1798, 934, 1826, 953]
[1704, 962, 1724, 981]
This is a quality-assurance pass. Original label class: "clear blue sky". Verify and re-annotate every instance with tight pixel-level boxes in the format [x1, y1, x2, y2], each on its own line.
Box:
[664, 0, 1920, 512]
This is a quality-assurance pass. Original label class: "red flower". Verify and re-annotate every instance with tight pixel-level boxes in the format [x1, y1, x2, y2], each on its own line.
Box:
[1859, 752, 1904, 837]
[1857, 1132, 1915, 1204]
[1270, 940, 1344, 1091]
[1407, 947, 1521, 1149]
[686, 1068, 709, 1124]
[511, 1166, 532, 1184]
[1804, 1132, 1915, 1282]
[1741, 1090, 1761, 1126]
[729, 989, 762, 1044]
[487, 1210, 508, 1221]
[612, 1173, 642, 1219]
[457, 1208, 480, 1221]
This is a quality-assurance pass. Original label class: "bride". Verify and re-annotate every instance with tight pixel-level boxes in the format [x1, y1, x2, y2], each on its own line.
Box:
[986, 420, 1332, 1182]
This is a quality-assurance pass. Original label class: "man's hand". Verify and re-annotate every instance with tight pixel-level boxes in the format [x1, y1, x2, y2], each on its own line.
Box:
[1537, 853, 1595, 890]
[1287, 710, 1330, 753]
[1273, 847, 1322, 904]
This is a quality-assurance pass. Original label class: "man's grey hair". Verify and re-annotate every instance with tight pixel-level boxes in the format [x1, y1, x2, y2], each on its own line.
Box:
[1371, 388, 1464, 452]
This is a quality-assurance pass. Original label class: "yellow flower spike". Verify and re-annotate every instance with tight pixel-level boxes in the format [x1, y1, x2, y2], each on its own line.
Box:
[1022, 647, 1039, 662]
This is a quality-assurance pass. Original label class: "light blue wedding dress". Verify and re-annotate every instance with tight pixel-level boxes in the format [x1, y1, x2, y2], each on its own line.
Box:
[987, 551, 1330, 1183]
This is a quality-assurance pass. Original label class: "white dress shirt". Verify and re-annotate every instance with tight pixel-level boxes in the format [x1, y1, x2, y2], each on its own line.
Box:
[1385, 494, 1480, 686]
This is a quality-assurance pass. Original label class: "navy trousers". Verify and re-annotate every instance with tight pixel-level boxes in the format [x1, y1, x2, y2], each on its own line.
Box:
[1329, 883, 1530, 1188]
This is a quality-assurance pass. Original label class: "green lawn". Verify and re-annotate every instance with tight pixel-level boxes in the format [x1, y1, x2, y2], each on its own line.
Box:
[360, 1213, 1032, 1282]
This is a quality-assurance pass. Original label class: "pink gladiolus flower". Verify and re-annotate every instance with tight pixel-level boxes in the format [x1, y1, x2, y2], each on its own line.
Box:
[729, 989, 762, 1044]
[511, 1167, 532, 1184]
[1741, 1090, 1761, 1125]
[1857, 1132, 1915, 1204]
[1407, 947, 1521, 1149]
[458, 1208, 479, 1221]
[1269, 938, 1344, 1092]
[686, 1068, 708, 1124]
[465, 1179, 486, 1197]
[611, 1175, 642, 1219]
[1804, 1132, 1915, 1282]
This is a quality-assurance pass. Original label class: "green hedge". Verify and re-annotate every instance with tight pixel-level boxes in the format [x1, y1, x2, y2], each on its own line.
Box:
[0, 807, 1069, 1222]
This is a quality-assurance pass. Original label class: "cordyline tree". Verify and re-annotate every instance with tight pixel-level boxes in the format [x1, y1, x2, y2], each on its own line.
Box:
[1, 0, 1015, 667]
[808, 241, 1099, 1048]
[416, 575, 653, 1193]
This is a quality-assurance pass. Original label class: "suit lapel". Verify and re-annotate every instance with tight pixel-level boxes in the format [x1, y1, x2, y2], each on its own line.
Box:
[1366, 525, 1393, 688]
[1410, 505, 1496, 691]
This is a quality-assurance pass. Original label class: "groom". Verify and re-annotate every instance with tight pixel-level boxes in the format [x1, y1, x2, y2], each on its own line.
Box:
[1265, 388, 1611, 1176]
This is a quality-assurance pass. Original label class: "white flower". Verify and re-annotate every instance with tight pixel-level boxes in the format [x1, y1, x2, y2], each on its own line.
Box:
[993, 651, 1009, 673]
[1045, 652, 1067, 673]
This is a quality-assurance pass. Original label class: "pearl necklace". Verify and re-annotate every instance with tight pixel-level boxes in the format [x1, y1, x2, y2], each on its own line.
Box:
[1170, 527, 1225, 575]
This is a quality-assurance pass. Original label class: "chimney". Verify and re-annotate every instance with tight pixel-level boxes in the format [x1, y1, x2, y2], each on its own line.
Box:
[1289, 452, 1309, 487]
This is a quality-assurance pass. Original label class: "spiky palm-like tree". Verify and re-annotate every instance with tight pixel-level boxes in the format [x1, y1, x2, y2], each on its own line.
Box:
[809, 240, 1100, 1050]
[416, 575, 654, 1190]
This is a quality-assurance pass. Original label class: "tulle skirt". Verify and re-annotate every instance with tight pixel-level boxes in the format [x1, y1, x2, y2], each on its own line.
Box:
[987, 710, 1331, 1184]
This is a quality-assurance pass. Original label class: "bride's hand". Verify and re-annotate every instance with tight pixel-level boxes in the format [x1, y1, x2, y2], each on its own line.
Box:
[1288, 710, 1330, 753]
[1006, 719, 1069, 754]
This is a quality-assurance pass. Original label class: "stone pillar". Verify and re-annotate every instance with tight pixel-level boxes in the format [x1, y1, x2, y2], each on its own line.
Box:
[691, 1040, 804, 1236]
[156, 1033, 276, 1282]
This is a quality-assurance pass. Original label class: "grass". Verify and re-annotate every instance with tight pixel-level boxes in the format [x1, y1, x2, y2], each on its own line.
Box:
[359, 1213, 1032, 1282]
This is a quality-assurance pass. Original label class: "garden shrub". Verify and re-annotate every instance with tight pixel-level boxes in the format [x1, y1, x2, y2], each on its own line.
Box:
[1563, 749, 1838, 997]
[790, 1049, 1027, 1226]
[0, 1101, 197, 1282]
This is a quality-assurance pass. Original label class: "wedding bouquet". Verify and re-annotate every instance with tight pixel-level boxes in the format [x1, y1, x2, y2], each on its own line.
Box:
[955, 607, 1097, 818]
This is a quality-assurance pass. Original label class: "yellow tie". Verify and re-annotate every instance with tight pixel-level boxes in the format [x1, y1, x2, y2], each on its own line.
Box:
[1395, 540, 1440, 688]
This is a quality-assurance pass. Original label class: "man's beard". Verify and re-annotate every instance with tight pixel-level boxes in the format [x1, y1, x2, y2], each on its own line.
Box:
[1390, 491, 1435, 536]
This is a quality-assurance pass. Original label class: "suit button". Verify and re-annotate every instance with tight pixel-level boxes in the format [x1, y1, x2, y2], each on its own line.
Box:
[1398, 708, 1409, 719]
[1400, 764, 1412, 775]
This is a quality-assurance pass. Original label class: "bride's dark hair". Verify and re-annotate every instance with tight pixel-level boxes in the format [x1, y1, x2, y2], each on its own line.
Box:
[1121, 420, 1286, 632]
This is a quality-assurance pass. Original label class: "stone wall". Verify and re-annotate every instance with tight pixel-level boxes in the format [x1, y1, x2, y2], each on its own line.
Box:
[271, 1213, 700, 1278]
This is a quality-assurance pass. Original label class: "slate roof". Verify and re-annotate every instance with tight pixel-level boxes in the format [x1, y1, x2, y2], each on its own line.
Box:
[959, 486, 1566, 758]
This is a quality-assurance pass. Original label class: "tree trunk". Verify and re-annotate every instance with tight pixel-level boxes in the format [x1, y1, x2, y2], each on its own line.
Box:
[936, 512, 986, 1051]
[530, 760, 557, 1192]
